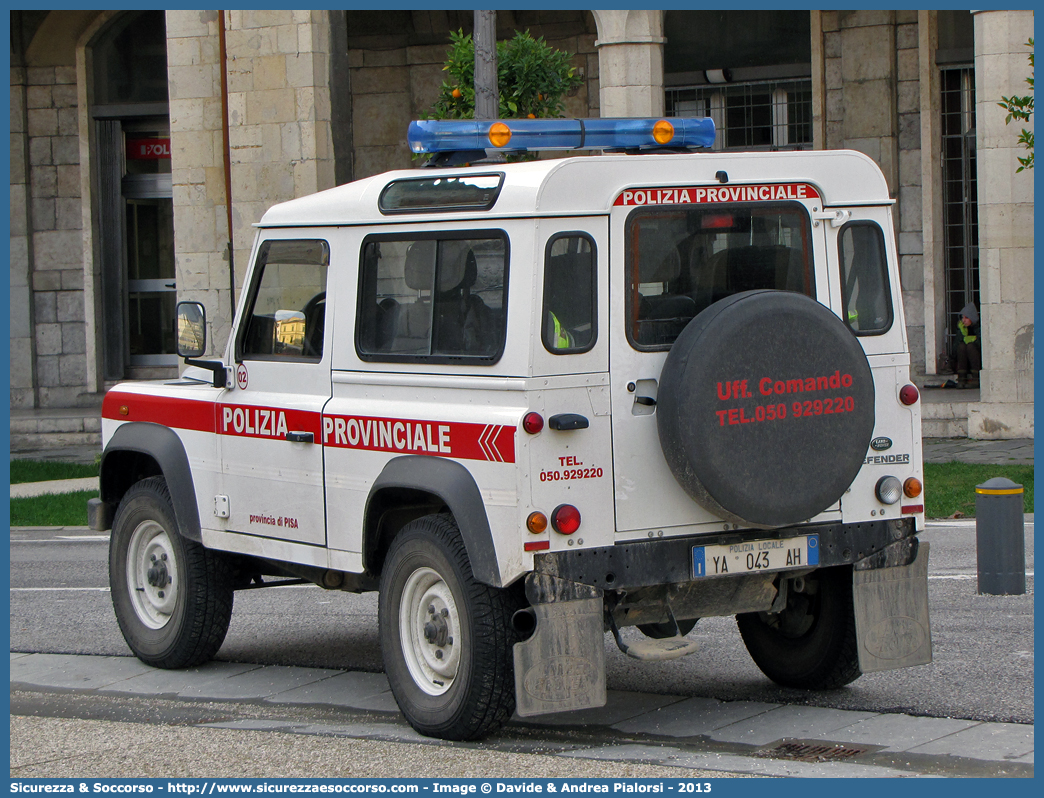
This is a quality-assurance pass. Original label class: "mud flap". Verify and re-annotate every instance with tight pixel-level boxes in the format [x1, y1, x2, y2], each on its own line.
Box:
[853, 540, 932, 672]
[513, 573, 606, 717]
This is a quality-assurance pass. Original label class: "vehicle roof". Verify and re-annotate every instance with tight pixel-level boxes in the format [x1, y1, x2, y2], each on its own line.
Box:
[258, 149, 892, 228]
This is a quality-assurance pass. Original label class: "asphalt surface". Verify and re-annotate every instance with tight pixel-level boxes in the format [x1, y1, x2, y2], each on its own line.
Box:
[9, 436, 1035, 778]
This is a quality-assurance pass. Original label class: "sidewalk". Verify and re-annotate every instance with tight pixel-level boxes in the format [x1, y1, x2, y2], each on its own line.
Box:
[9, 652, 1033, 778]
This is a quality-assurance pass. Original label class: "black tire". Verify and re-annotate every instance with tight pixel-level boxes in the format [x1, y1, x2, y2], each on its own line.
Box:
[379, 513, 520, 741]
[736, 566, 861, 689]
[638, 618, 698, 639]
[109, 476, 233, 669]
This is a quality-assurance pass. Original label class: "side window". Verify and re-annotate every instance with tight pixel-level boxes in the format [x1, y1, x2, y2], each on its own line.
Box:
[240, 240, 329, 360]
[626, 204, 813, 350]
[542, 233, 596, 353]
[838, 221, 893, 334]
[356, 233, 508, 362]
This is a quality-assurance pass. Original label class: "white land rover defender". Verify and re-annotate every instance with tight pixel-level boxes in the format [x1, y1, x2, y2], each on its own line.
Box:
[92, 117, 930, 741]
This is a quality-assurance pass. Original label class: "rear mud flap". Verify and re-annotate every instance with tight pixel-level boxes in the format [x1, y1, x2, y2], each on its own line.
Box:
[513, 573, 606, 717]
[853, 540, 932, 672]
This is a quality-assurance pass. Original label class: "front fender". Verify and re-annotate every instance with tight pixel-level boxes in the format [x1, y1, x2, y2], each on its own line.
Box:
[100, 422, 202, 542]
[365, 455, 501, 587]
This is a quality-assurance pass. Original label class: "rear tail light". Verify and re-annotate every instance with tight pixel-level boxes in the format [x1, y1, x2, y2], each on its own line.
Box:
[875, 476, 902, 505]
[904, 477, 922, 498]
[899, 384, 919, 405]
[522, 412, 544, 434]
[551, 504, 581, 534]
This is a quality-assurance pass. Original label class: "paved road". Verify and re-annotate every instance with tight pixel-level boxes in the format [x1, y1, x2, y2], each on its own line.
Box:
[10, 519, 1033, 724]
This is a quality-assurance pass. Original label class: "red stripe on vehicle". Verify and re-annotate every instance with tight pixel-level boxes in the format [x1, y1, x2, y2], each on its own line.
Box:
[104, 392, 516, 462]
[102, 391, 217, 433]
[217, 404, 323, 440]
[321, 414, 516, 463]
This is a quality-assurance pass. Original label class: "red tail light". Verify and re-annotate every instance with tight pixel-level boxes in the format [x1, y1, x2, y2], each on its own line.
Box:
[551, 504, 581, 534]
[522, 412, 544, 434]
[899, 384, 919, 405]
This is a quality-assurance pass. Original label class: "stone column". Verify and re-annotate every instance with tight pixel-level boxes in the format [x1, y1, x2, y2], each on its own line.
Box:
[591, 10, 664, 117]
[10, 63, 37, 408]
[968, 10, 1034, 439]
[226, 10, 336, 278]
[166, 10, 232, 355]
[166, 10, 336, 356]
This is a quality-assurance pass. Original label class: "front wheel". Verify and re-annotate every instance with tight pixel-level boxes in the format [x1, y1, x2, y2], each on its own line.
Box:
[109, 476, 233, 668]
[379, 514, 520, 741]
[736, 566, 861, 689]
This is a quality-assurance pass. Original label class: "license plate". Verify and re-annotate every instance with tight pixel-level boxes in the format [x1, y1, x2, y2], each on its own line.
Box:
[693, 534, 819, 578]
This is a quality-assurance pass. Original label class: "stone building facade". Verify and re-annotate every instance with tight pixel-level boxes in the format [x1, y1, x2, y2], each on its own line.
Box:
[9, 9, 1034, 439]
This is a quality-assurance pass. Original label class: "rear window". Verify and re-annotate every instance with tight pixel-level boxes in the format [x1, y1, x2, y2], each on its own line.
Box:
[626, 203, 814, 349]
[379, 174, 504, 214]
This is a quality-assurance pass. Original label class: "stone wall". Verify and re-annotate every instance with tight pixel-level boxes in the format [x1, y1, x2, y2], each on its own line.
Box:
[349, 28, 600, 179]
[822, 10, 926, 375]
[10, 61, 89, 408]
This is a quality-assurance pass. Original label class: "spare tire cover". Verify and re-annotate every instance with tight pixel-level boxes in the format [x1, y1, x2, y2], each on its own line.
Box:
[657, 290, 874, 528]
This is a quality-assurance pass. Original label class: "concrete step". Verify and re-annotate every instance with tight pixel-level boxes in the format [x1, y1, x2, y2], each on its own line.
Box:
[10, 406, 102, 453]
[919, 386, 975, 439]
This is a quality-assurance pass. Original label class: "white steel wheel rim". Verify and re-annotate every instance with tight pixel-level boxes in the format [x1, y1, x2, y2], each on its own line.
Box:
[399, 566, 462, 696]
[126, 520, 180, 630]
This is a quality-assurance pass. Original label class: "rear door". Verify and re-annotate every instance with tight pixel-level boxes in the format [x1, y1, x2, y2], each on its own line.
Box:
[608, 184, 827, 536]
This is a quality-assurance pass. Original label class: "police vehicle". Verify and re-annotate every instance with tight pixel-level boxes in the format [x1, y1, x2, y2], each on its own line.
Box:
[92, 116, 930, 741]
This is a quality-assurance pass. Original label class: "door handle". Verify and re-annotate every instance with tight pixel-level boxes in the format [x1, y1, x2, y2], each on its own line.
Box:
[165, 282, 176, 289]
[285, 431, 314, 443]
[634, 396, 656, 406]
[548, 413, 589, 431]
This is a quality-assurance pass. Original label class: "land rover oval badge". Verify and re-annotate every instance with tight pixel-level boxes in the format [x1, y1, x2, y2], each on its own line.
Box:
[871, 436, 893, 451]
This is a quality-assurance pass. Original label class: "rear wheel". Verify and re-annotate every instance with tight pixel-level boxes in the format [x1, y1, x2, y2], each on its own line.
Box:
[109, 476, 233, 668]
[379, 514, 520, 741]
[736, 567, 861, 689]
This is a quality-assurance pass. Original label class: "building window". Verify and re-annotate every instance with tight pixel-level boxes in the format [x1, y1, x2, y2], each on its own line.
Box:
[663, 11, 813, 151]
[666, 80, 813, 150]
[940, 65, 979, 362]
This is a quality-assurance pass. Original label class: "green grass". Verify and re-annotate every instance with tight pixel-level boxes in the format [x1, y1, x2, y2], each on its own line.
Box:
[10, 490, 99, 527]
[924, 463, 1033, 518]
[10, 459, 99, 484]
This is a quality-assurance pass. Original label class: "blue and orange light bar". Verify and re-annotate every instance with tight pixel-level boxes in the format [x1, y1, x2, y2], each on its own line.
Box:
[408, 117, 716, 154]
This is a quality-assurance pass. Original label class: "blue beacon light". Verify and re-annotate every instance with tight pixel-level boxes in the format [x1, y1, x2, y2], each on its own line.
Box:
[408, 117, 716, 154]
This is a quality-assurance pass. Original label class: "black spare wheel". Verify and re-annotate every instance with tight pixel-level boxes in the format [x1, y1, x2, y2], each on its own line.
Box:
[657, 290, 874, 528]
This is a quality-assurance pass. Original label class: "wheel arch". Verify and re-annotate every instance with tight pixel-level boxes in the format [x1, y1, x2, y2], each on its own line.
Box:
[100, 422, 202, 543]
[364, 456, 501, 587]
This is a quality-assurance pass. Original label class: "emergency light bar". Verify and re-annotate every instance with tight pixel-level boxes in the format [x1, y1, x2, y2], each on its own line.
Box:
[408, 117, 716, 154]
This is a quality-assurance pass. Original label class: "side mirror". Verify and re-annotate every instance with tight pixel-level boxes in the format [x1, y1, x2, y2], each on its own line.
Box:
[176, 302, 207, 358]
[175, 301, 227, 388]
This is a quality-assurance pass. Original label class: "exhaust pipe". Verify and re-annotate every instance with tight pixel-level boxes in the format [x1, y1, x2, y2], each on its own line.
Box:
[512, 607, 537, 639]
